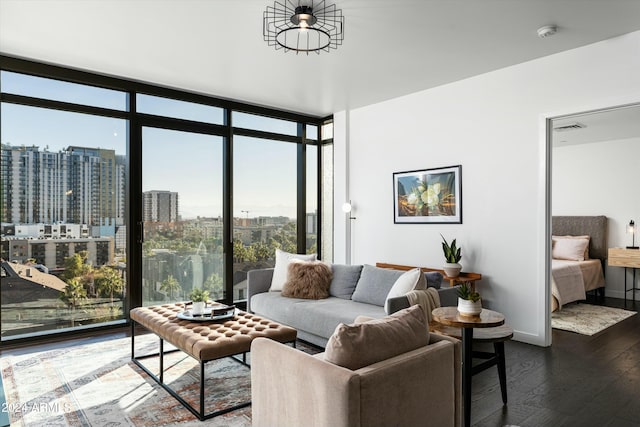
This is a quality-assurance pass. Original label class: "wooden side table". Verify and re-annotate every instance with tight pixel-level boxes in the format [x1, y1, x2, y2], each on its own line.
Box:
[608, 248, 640, 302]
[431, 307, 505, 427]
[376, 262, 482, 290]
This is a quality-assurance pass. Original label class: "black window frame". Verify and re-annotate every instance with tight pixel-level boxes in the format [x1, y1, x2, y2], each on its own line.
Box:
[0, 55, 331, 346]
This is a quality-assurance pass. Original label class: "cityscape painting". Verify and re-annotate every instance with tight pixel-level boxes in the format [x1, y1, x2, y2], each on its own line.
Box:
[393, 165, 462, 224]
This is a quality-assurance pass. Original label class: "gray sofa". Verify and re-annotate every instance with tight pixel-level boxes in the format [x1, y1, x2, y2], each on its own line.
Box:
[247, 264, 459, 347]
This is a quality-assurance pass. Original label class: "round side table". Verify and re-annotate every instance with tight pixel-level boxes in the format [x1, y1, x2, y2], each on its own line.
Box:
[432, 307, 505, 427]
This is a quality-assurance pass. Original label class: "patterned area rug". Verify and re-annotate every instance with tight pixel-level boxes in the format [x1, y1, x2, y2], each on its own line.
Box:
[551, 303, 637, 336]
[0, 334, 320, 426]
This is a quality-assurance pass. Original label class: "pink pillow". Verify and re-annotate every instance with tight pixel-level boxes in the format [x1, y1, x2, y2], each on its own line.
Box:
[552, 237, 589, 261]
[552, 235, 590, 260]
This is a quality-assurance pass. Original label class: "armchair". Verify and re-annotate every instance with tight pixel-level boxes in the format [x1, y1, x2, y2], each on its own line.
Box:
[251, 332, 461, 427]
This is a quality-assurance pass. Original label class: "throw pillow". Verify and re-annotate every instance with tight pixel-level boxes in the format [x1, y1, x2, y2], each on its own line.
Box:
[384, 268, 426, 314]
[425, 271, 444, 289]
[282, 260, 332, 299]
[269, 249, 317, 291]
[552, 237, 589, 261]
[329, 264, 363, 299]
[552, 235, 591, 260]
[324, 305, 428, 370]
[351, 264, 405, 307]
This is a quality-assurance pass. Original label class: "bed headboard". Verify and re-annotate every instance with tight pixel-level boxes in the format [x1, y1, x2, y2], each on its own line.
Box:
[552, 216, 608, 261]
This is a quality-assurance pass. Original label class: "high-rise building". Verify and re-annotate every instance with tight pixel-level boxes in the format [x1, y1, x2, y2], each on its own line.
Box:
[0, 144, 125, 227]
[143, 190, 179, 222]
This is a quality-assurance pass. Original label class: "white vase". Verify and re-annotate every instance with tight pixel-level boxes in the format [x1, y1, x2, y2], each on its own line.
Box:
[443, 262, 462, 278]
[457, 297, 482, 316]
[192, 301, 206, 315]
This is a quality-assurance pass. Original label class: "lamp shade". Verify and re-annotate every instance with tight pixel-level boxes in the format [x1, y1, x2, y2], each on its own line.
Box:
[263, 0, 344, 55]
[627, 219, 639, 249]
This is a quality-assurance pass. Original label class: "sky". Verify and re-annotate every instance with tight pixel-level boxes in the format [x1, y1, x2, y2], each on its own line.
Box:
[1, 71, 318, 219]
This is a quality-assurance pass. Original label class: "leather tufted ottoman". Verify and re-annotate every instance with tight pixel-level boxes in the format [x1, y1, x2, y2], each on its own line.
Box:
[130, 303, 297, 421]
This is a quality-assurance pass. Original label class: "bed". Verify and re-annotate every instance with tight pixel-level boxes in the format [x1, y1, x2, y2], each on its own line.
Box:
[551, 216, 607, 312]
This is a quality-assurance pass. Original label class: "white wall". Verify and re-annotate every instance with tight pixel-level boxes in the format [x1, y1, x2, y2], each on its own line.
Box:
[553, 137, 640, 298]
[334, 30, 640, 346]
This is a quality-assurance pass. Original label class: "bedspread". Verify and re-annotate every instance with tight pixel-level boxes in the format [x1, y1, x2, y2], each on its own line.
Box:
[552, 260, 586, 310]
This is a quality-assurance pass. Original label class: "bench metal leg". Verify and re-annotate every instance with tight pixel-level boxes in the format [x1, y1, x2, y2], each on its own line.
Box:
[130, 319, 252, 420]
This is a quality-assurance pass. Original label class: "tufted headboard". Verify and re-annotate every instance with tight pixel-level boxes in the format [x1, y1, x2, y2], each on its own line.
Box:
[552, 216, 608, 262]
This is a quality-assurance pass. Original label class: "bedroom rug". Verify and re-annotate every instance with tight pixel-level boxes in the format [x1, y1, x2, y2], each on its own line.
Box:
[0, 334, 320, 427]
[551, 303, 637, 336]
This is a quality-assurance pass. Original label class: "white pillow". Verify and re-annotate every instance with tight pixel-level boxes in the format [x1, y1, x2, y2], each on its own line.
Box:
[552, 237, 589, 261]
[269, 249, 317, 291]
[552, 235, 590, 260]
[384, 268, 426, 314]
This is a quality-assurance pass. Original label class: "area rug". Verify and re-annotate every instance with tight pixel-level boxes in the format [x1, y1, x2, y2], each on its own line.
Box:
[551, 303, 637, 336]
[0, 334, 320, 427]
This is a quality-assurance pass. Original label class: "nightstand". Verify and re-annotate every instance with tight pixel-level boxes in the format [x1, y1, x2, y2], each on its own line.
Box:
[608, 248, 640, 302]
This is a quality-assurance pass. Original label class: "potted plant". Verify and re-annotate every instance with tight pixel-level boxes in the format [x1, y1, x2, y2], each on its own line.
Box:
[457, 282, 482, 316]
[441, 234, 462, 277]
[189, 288, 210, 315]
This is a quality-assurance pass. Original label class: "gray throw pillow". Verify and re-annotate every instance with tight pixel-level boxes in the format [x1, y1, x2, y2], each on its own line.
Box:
[425, 271, 443, 289]
[330, 264, 363, 299]
[351, 264, 404, 307]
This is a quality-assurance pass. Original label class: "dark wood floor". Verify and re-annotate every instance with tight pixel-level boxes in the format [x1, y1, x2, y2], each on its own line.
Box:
[471, 296, 640, 427]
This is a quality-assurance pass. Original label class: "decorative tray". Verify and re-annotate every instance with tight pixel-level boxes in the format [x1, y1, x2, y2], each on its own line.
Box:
[176, 304, 236, 322]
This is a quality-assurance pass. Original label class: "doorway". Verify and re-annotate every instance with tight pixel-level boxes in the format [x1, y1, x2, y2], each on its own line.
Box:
[545, 102, 640, 344]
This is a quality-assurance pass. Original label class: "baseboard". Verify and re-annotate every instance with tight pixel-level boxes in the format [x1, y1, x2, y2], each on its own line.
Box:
[512, 330, 547, 347]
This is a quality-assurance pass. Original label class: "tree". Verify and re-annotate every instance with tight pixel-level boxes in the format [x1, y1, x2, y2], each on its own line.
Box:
[160, 274, 181, 301]
[95, 265, 124, 307]
[233, 239, 247, 263]
[252, 241, 271, 261]
[60, 278, 87, 309]
[203, 272, 224, 300]
[62, 251, 91, 282]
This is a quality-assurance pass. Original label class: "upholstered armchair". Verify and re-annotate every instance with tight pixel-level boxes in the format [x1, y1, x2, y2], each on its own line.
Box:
[251, 306, 461, 427]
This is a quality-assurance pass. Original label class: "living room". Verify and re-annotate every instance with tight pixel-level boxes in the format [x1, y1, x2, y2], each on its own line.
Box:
[2, 1, 640, 426]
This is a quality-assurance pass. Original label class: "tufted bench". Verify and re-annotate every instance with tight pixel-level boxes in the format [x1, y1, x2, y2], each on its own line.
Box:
[130, 303, 297, 421]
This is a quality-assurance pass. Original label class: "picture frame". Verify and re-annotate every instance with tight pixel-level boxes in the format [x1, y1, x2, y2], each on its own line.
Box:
[393, 165, 462, 224]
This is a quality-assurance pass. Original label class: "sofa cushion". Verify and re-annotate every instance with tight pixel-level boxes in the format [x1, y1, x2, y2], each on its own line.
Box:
[282, 260, 332, 299]
[384, 268, 426, 314]
[425, 271, 444, 289]
[270, 249, 317, 291]
[329, 264, 363, 299]
[290, 297, 387, 341]
[324, 305, 428, 370]
[351, 265, 404, 307]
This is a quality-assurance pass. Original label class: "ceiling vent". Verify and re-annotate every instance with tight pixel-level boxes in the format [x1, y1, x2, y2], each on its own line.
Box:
[553, 122, 586, 132]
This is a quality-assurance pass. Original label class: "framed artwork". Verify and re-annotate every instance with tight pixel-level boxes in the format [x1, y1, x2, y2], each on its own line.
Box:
[393, 165, 462, 224]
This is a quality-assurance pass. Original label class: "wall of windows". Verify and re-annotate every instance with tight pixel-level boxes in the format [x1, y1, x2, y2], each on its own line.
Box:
[0, 56, 333, 344]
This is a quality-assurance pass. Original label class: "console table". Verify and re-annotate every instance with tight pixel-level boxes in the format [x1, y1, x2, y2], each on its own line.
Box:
[608, 248, 640, 302]
[376, 262, 482, 290]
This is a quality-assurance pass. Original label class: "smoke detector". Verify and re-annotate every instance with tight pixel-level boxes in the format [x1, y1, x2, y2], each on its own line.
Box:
[537, 25, 557, 38]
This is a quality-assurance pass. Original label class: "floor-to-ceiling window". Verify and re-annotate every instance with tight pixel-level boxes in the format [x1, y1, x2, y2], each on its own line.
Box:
[1, 70, 128, 339]
[141, 127, 224, 305]
[0, 56, 332, 344]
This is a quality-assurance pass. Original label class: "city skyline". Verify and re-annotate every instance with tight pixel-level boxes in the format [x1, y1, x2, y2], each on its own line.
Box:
[2, 116, 312, 221]
[1, 70, 318, 221]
